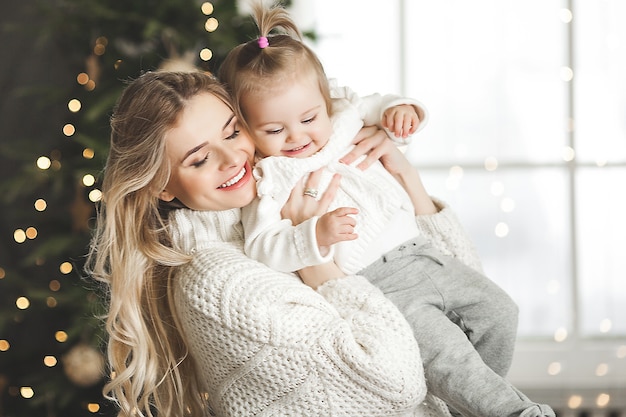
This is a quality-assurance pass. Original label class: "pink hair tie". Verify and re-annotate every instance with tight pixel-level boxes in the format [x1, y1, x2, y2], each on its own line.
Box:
[258, 36, 269, 49]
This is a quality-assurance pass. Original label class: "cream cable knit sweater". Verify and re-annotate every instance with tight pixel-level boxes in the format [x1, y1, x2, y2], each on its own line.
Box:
[168, 202, 478, 416]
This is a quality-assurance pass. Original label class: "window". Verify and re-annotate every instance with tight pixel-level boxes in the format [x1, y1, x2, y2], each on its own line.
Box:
[298, 0, 626, 407]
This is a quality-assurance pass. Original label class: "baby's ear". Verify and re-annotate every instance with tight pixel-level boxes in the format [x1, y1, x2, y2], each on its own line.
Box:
[159, 189, 176, 202]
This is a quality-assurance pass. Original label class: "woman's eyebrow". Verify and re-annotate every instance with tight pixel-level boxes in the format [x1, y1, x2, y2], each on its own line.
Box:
[223, 113, 235, 130]
[182, 142, 208, 163]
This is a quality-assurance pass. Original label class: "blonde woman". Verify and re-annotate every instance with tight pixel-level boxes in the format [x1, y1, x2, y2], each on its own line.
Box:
[87, 70, 480, 417]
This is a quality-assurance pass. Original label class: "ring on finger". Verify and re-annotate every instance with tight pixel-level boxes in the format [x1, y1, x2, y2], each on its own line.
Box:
[303, 188, 319, 199]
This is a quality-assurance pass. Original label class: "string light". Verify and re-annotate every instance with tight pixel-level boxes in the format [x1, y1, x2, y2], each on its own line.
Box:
[82, 174, 95, 187]
[89, 189, 103, 202]
[568, 395, 582, 409]
[83, 148, 95, 159]
[44, 356, 58, 367]
[20, 387, 34, 399]
[205, 17, 219, 32]
[554, 326, 568, 342]
[484, 156, 498, 171]
[16, 297, 30, 310]
[494, 222, 509, 238]
[201, 2, 214, 15]
[596, 393, 610, 408]
[34, 199, 47, 211]
[76, 73, 89, 85]
[200, 48, 213, 61]
[59, 262, 73, 274]
[0, 339, 10, 351]
[14, 229, 26, 243]
[55, 331, 68, 343]
[595, 363, 609, 377]
[87, 403, 101, 413]
[547, 362, 562, 376]
[49, 280, 61, 291]
[37, 156, 51, 170]
[68, 99, 81, 113]
[0, 267, 5, 278]
[63, 123, 75, 136]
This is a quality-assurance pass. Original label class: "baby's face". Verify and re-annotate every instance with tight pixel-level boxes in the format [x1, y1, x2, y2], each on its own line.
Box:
[241, 73, 333, 159]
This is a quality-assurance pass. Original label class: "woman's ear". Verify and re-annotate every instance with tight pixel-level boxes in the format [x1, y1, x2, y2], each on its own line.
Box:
[159, 189, 176, 202]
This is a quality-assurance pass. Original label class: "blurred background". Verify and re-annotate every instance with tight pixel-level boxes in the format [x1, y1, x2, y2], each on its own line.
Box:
[0, 0, 624, 416]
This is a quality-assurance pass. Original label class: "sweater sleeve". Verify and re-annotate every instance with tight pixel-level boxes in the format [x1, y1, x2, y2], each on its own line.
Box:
[415, 198, 484, 273]
[241, 195, 334, 272]
[175, 246, 428, 415]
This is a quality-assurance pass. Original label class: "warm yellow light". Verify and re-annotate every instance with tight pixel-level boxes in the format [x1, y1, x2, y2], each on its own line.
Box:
[595, 363, 609, 377]
[25, 227, 37, 239]
[205, 17, 219, 32]
[554, 327, 568, 342]
[44, 355, 58, 367]
[114, 59, 123, 70]
[20, 387, 34, 399]
[568, 395, 582, 409]
[89, 189, 103, 202]
[46, 297, 58, 308]
[68, 99, 82, 113]
[55, 331, 68, 343]
[60, 262, 73, 274]
[87, 403, 101, 413]
[0, 339, 10, 351]
[82, 174, 96, 187]
[83, 148, 95, 159]
[201, 2, 214, 15]
[63, 123, 75, 136]
[617, 345, 626, 359]
[37, 156, 51, 170]
[597, 393, 610, 408]
[49, 280, 61, 291]
[94, 44, 105, 55]
[85, 80, 96, 91]
[200, 48, 213, 61]
[77, 73, 89, 85]
[34, 199, 47, 211]
[14, 229, 26, 243]
[547, 362, 561, 376]
[16, 296, 30, 310]
[599, 318, 612, 333]
[0, 267, 5, 279]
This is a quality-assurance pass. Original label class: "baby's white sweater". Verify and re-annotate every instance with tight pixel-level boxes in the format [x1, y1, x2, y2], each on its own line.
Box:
[242, 85, 428, 274]
[168, 203, 480, 416]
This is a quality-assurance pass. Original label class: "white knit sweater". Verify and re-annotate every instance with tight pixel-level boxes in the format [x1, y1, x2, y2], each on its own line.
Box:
[170, 202, 480, 417]
[168, 203, 478, 416]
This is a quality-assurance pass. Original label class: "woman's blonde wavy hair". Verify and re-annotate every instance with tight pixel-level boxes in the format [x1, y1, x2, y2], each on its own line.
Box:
[219, 1, 333, 134]
[86, 71, 232, 417]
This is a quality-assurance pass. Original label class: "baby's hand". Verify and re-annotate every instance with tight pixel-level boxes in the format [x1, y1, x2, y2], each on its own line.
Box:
[316, 207, 359, 252]
[382, 104, 420, 139]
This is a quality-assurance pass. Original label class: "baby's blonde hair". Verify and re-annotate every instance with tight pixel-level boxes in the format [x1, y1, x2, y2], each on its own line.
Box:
[86, 71, 232, 417]
[219, 1, 332, 133]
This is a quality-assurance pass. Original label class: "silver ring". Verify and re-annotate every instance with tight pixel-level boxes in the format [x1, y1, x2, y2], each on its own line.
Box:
[303, 188, 319, 198]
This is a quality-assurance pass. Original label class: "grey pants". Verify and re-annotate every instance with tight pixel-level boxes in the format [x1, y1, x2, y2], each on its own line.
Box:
[359, 236, 555, 417]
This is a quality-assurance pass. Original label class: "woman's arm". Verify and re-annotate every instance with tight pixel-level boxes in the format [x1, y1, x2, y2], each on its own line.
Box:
[344, 127, 484, 272]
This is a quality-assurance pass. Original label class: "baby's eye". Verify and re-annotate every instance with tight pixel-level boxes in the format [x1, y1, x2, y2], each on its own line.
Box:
[266, 128, 283, 135]
[302, 115, 316, 124]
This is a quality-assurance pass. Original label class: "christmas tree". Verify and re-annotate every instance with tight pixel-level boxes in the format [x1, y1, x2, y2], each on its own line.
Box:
[0, 1, 290, 415]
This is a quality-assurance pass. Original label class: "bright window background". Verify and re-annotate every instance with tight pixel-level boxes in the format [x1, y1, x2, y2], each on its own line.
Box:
[296, 0, 626, 404]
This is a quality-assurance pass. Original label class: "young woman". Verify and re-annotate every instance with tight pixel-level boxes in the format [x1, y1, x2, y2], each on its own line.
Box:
[86, 70, 485, 417]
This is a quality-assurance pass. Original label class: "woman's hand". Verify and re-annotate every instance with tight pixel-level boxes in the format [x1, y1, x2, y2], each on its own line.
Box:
[340, 125, 413, 176]
[280, 168, 342, 226]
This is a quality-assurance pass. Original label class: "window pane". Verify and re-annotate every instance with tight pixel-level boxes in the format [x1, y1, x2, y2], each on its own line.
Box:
[418, 168, 572, 337]
[574, 0, 626, 164]
[403, 0, 568, 164]
[577, 168, 626, 336]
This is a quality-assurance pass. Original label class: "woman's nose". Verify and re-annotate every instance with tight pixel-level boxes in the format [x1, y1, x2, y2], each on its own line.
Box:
[218, 145, 243, 169]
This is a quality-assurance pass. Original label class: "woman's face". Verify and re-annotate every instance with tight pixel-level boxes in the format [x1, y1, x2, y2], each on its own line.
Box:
[160, 92, 257, 211]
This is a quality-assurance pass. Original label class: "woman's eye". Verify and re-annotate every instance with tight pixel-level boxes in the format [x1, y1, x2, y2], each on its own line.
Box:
[192, 154, 209, 167]
[226, 129, 240, 140]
